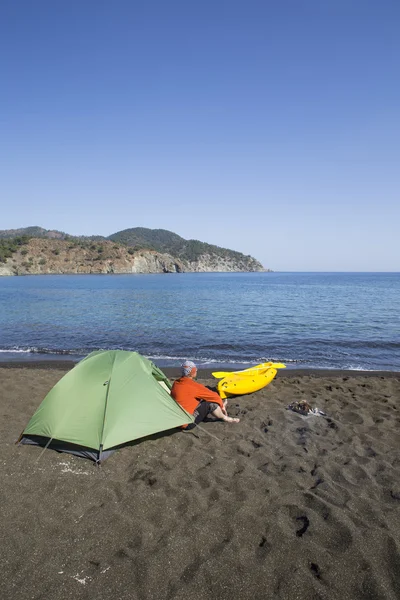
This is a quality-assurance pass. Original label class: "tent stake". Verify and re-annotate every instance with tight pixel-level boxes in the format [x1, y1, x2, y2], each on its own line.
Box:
[15, 430, 24, 445]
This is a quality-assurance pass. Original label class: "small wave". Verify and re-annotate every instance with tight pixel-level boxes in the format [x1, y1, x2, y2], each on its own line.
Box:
[0, 347, 322, 366]
[0, 346, 85, 356]
[343, 364, 381, 372]
[32, 348, 81, 356]
[144, 354, 251, 365]
[145, 354, 308, 367]
[0, 348, 32, 354]
[0, 347, 397, 371]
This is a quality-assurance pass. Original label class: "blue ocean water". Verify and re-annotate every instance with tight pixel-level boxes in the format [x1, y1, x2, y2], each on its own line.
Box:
[0, 272, 399, 371]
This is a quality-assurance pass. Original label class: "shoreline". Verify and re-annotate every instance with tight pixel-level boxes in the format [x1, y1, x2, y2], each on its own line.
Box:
[0, 359, 399, 379]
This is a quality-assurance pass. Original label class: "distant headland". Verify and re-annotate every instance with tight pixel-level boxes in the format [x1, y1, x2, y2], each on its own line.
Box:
[0, 226, 270, 276]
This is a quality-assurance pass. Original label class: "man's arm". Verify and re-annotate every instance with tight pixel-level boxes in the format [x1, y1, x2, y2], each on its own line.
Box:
[191, 380, 224, 409]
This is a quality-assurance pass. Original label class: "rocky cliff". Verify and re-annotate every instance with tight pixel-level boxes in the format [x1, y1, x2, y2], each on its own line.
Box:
[0, 238, 265, 276]
[186, 253, 263, 272]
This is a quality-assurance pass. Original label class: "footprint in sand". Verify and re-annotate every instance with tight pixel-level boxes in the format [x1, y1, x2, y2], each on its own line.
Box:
[310, 562, 322, 579]
[341, 411, 364, 425]
[295, 515, 310, 537]
[256, 534, 272, 559]
[130, 469, 157, 487]
[302, 492, 353, 553]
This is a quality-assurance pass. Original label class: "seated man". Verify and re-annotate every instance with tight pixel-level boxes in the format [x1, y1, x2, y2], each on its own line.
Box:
[171, 360, 240, 428]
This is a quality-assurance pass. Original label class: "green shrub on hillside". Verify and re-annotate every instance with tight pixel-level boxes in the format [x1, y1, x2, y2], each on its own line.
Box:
[0, 236, 30, 263]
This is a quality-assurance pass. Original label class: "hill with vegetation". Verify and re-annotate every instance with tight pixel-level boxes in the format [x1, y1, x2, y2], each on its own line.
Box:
[0, 227, 67, 239]
[108, 227, 259, 265]
[0, 226, 266, 275]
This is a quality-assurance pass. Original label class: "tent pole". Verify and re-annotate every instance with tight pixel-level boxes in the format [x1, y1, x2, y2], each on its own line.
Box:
[98, 444, 103, 466]
[98, 355, 115, 464]
[35, 437, 54, 463]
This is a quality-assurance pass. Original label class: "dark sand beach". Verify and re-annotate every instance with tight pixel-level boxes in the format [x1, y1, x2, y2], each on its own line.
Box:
[1, 363, 399, 600]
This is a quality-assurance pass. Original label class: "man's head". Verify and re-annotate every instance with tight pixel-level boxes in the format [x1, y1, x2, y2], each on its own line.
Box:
[181, 360, 197, 378]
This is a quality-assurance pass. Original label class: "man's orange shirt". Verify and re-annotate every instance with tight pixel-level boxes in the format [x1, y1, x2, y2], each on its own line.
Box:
[171, 377, 224, 415]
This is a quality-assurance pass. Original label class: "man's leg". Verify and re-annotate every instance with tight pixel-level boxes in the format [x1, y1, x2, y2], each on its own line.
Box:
[193, 401, 240, 425]
[206, 399, 228, 421]
[211, 404, 240, 424]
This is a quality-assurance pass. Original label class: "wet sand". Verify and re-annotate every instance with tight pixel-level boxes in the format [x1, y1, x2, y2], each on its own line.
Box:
[0, 363, 399, 599]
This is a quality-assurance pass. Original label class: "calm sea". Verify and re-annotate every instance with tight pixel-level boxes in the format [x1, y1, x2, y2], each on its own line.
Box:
[0, 272, 399, 371]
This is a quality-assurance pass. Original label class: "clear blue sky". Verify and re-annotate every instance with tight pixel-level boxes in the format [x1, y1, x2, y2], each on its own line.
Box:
[1, 0, 399, 271]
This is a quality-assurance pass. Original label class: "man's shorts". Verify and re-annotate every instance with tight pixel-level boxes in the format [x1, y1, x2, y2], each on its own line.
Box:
[193, 400, 220, 423]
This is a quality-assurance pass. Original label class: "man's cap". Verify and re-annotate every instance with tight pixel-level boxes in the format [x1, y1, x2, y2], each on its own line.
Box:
[181, 360, 196, 376]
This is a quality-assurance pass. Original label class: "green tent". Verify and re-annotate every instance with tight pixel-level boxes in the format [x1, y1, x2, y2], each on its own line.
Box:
[20, 350, 193, 462]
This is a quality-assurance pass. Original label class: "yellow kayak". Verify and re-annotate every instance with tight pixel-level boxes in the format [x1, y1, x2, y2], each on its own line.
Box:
[212, 362, 286, 379]
[217, 368, 278, 399]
